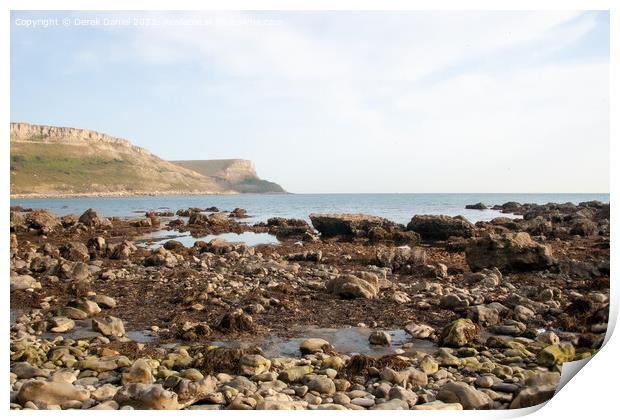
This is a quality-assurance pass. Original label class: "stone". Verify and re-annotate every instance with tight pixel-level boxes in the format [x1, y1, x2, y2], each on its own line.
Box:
[436, 381, 493, 410]
[309, 213, 398, 239]
[300, 338, 332, 355]
[92, 316, 125, 337]
[79, 208, 112, 228]
[412, 401, 463, 410]
[439, 319, 480, 347]
[307, 376, 336, 394]
[91, 384, 119, 401]
[256, 400, 308, 410]
[79, 356, 131, 372]
[466, 203, 487, 210]
[114, 383, 180, 409]
[404, 323, 435, 339]
[279, 366, 314, 383]
[11, 362, 49, 379]
[371, 399, 409, 410]
[17, 380, 90, 406]
[25, 209, 62, 234]
[122, 359, 155, 385]
[375, 246, 426, 271]
[466, 305, 500, 327]
[537, 343, 575, 367]
[407, 215, 474, 240]
[92, 295, 117, 309]
[465, 232, 555, 272]
[69, 298, 101, 317]
[50, 317, 75, 333]
[217, 309, 253, 332]
[239, 354, 271, 376]
[326, 274, 378, 299]
[369, 331, 391, 346]
[388, 386, 418, 407]
[60, 242, 90, 262]
[10, 274, 42, 291]
[570, 218, 598, 236]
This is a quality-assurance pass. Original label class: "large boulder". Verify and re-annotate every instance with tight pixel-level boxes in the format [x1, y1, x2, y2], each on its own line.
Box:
[406, 215, 474, 240]
[326, 273, 379, 299]
[79, 208, 112, 228]
[465, 232, 555, 272]
[375, 246, 426, 271]
[265, 217, 314, 239]
[10, 274, 41, 291]
[439, 319, 480, 347]
[436, 381, 493, 409]
[17, 380, 90, 406]
[309, 213, 398, 239]
[114, 383, 180, 409]
[25, 209, 62, 234]
[510, 372, 560, 409]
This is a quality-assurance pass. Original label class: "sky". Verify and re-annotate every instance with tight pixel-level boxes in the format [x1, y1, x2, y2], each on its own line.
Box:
[10, 10, 609, 193]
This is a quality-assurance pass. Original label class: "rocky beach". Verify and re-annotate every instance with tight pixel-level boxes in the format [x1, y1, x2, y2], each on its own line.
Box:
[9, 200, 610, 410]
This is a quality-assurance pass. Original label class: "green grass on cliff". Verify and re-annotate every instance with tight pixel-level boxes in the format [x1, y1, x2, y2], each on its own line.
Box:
[10, 142, 199, 194]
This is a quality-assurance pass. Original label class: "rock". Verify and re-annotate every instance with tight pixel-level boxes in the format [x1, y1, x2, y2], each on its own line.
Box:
[229, 208, 248, 218]
[79, 208, 112, 228]
[411, 401, 463, 410]
[440, 294, 469, 310]
[92, 294, 117, 309]
[122, 359, 155, 385]
[68, 298, 101, 317]
[464, 267, 502, 286]
[17, 380, 90, 406]
[388, 386, 418, 407]
[439, 319, 480, 347]
[465, 232, 555, 272]
[307, 376, 336, 394]
[466, 305, 500, 327]
[466, 203, 487, 210]
[309, 213, 398, 239]
[79, 356, 132, 372]
[60, 241, 90, 262]
[91, 384, 119, 401]
[10, 274, 41, 291]
[326, 274, 378, 299]
[144, 247, 179, 268]
[109, 240, 136, 260]
[25, 210, 62, 234]
[436, 381, 493, 410]
[279, 366, 314, 383]
[372, 399, 409, 410]
[300, 338, 332, 355]
[537, 343, 575, 367]
[239, 354, 271, 376]
[57, 306, 89, 320]
[256, 400, 308, 410]
[92, 316, 125, 337]
[114, 383, 180, 409]
[11, 362, 49, 379]
[570, 218, 598, 236]
[375, 246, 426, 271]
[50, 317, 75, 333]
[406, 215, 474, 240]
[368, 331, 391, 346]
[510, 373, 560, 409]
[404, 323, 435, 339]
[217, 309, 253, 332]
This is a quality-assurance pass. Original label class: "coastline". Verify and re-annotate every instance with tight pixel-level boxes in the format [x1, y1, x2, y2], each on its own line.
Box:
[10, 190, 293, 199]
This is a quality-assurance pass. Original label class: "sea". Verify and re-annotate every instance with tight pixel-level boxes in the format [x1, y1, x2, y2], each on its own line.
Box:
[10, 193, 610, 225]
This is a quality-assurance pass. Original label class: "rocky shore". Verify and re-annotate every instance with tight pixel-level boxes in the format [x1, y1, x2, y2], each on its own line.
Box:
[9, 200, 609, 410]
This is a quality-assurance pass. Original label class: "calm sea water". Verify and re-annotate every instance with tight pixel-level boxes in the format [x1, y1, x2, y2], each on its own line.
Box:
[11, 193, 609, 225]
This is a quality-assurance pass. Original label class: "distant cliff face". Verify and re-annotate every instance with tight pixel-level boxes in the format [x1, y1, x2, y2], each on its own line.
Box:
[171, 160, 286, 194]
[10, 122, 284, 197]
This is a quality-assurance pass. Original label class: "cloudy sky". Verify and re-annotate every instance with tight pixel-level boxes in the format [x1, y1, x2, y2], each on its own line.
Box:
[11, 11, 609, 193]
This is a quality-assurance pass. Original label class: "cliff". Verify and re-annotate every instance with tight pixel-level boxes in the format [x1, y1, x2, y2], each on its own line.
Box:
[171, 159, 286, 193]
[10, 122, 284, 197]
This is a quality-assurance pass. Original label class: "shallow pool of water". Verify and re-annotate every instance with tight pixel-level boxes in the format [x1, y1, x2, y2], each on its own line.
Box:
[211, 326, 438, 358]
[139, 230, 280, 248]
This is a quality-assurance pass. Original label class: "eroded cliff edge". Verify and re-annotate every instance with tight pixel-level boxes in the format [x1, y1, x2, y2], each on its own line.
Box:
[10, 122, 285, 197]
